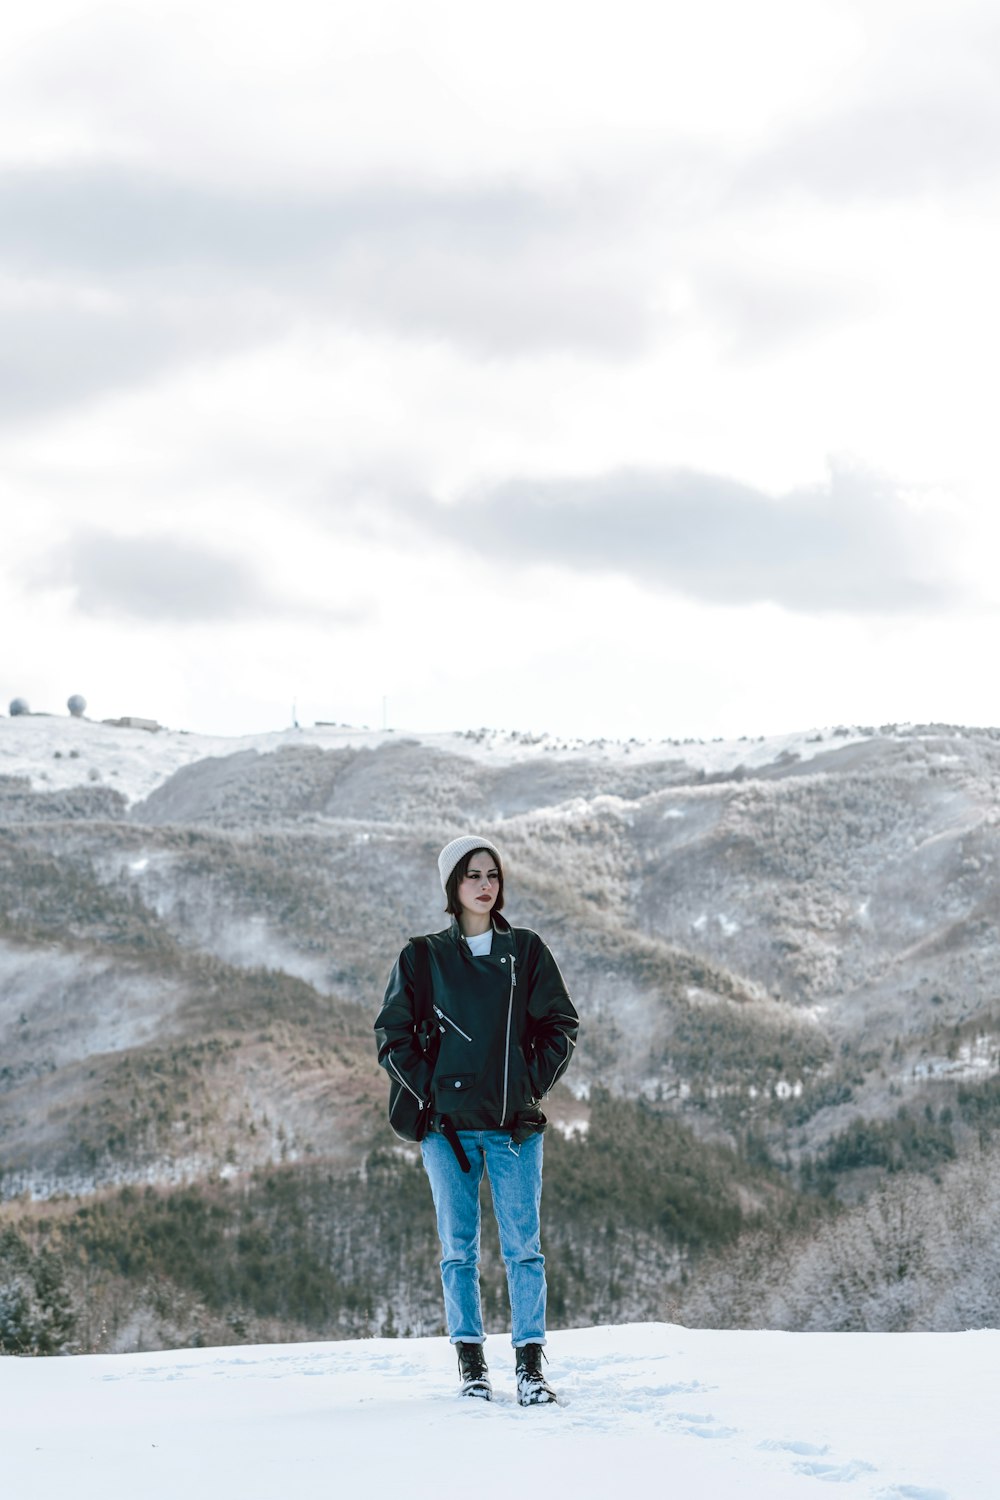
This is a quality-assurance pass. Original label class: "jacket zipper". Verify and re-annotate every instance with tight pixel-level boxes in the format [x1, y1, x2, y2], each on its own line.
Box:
[387, 1052, 425, 1105]
[433, 1004, 473, 1042]
[540, 1013, 577, 1092]
[501, 952, 516, 1126]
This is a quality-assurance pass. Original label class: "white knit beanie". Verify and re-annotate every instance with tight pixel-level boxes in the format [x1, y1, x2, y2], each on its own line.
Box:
[438, 835, 503, 893]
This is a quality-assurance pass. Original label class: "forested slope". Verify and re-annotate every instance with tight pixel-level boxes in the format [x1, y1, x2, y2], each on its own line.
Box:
[2, 716, 1000, 1349]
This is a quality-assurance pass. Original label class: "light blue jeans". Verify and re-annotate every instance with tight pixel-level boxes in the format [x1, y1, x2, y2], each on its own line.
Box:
[421, 1129, 547, 1347]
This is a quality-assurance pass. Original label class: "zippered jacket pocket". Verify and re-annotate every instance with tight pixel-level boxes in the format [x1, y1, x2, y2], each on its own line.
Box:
[433, 1004, 473, 1042]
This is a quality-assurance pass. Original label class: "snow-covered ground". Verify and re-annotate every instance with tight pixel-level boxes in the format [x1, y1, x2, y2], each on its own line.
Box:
[0, 712, 875, 807]
[2, 1324, 992, 1500]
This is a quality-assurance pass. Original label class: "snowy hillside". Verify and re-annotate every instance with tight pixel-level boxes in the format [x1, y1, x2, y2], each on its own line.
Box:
[5, 711, 1000, 1345]
[0, 711, 872, 807]
[3, 1323, 989, 1500]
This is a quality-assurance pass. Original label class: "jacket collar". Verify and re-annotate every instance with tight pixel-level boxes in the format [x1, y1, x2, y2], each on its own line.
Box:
[448, 911, 514, 957]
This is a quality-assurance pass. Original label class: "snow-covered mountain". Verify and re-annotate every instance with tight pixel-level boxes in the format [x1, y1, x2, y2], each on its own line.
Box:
[0, 712, 874, 806]
[4, 712, 1000, 1344]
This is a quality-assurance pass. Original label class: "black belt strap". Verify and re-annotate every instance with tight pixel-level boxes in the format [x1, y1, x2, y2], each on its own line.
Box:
[439, 1114, 471, 1173]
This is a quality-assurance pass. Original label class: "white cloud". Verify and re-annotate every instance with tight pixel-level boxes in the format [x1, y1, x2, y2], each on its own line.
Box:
[418, 459, 959, 615]
[2, 0, 1000, 740]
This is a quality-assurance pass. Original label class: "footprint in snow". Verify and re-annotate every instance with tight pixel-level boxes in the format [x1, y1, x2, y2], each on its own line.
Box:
[670, 1410, 738, 1440]
[567, 1352, 660, 1371]
[877, 1489, 949, 1500]
[683, 1421, 738, 1439]
[793, 1458, 878, 1483]
[618, 1380, 710, 1410]
[759, 1440, 830, 1457]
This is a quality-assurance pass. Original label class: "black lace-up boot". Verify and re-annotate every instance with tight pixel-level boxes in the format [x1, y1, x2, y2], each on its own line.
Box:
[456, 1341, 492, 1400]
[515, 1342, 557, 1406]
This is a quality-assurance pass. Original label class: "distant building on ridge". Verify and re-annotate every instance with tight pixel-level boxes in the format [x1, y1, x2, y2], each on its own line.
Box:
[102, 716, 162, 732]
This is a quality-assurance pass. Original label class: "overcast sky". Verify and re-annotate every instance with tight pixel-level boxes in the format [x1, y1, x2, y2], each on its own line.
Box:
[3, 0, 999, 742]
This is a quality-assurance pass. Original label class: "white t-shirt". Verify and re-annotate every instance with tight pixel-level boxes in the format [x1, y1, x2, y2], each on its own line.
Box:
[464, 928, 494, 957]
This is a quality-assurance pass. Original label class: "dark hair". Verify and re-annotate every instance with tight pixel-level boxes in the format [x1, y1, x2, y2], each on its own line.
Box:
[444, 846, 505, 917]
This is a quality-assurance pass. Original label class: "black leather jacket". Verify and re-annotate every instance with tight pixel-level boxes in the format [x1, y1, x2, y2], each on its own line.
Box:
[375, 913, 578, 1132]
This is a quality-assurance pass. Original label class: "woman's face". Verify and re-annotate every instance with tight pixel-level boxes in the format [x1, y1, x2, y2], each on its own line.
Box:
[457, 850, 501, 923]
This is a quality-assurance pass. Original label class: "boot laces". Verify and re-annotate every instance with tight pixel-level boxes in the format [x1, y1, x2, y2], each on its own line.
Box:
[516, 1342, 546, 1379]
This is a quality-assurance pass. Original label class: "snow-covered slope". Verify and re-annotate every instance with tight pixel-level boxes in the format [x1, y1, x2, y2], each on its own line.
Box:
[0, 712, 873, 807]
[2, 1323, 988, 1500]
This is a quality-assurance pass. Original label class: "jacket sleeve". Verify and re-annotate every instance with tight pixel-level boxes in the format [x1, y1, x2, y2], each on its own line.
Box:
[521, 934, 579, 1100]
[374, 943, 434, 1106]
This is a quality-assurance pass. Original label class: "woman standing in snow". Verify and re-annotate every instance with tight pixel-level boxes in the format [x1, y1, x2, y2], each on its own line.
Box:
[375, 835, 579, 1404]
